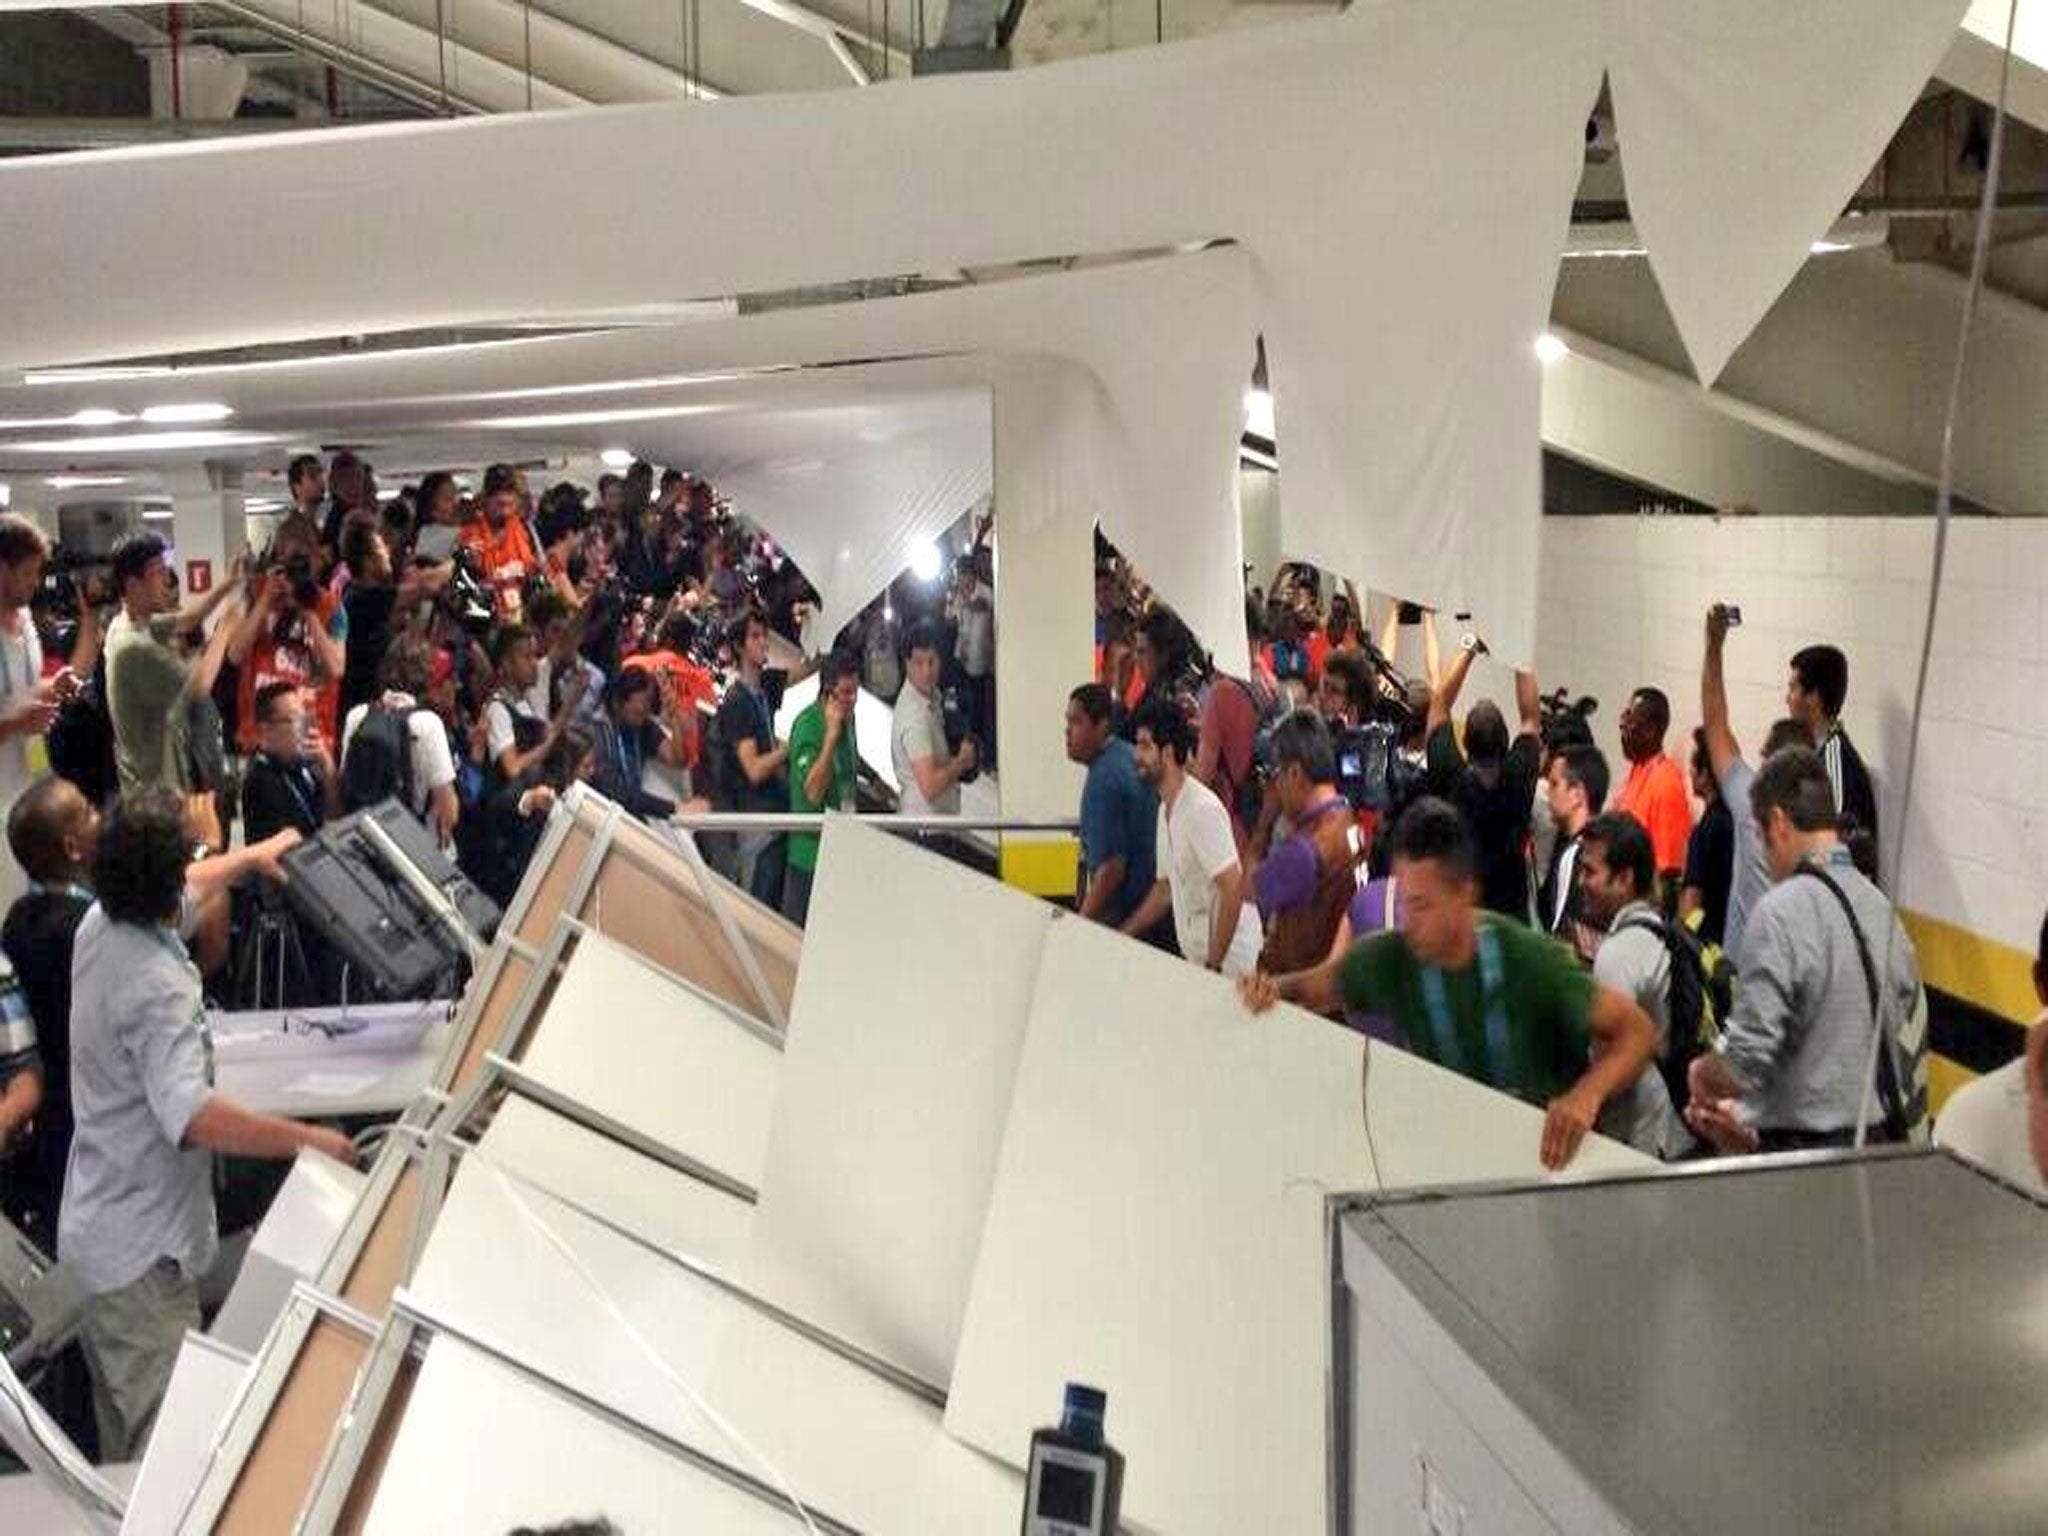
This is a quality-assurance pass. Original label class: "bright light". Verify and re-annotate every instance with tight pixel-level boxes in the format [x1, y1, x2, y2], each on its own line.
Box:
[1244, 387, 1275, 439]
[70, 408, 126, 426]
[0, 483, 9, 508]
[44, 474, 130, 489]
[600, 448, 635, 469]
[13, 429, 276, 453]
[376, 487, 402, 502]
[141, 509, 176, 522]
[909, 540, 943, 583]
[463, 403, 719, 430]
[140, 402, 234, 425]
[1534, 333, 1570, 366]
[20, 366, 173, 386]
[0, 409, 131, 431]
[245, 498, 287, 513]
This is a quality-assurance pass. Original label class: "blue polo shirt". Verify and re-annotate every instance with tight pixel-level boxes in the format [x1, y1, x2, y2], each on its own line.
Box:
[1080, 737, 1157, 927]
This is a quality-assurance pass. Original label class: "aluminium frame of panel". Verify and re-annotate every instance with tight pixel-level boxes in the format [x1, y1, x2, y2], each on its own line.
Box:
[171, 1282, 385, 1535]
[1319, 1145, 2005, 1536]
[290, 1114, 951, 1535]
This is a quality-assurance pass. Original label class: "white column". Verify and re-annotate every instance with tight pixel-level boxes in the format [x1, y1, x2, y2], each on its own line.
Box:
[166, 461, 246, 604]
[991, 357, 1097, 899]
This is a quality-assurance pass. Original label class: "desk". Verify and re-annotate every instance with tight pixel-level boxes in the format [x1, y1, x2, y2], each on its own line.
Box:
[210, 1001, 452, 1119]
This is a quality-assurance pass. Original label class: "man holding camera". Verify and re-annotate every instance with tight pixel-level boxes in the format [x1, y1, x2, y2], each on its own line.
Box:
[0, 514, 94, 905]
[106, 533, 244, 799]
[463, 463, 542, 622]
[226, 529, 347, 753]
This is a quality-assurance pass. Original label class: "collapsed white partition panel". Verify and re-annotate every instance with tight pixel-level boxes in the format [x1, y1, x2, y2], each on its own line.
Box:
[944, 917, 1649, 1536]
[407, 1161, 1025, 1532]
[745, 817, 1054, 1385]
[515, 929, 782, 1196]
[476, 1097, 755, 1276]
[358, 1338, 802, 1535]
[119, 1336, 249, 1536]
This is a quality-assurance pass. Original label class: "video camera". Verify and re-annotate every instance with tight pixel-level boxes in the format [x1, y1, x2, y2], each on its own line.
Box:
[940, 679, 982, 786]
[35, 552, 108, 625]
[1537, 687, 1599, 754]
[440, 546, 496, 636]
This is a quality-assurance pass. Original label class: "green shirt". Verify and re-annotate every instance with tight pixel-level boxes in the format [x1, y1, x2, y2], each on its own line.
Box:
[106, 611, 193, 796]
[1338, 914, 1595, 1106]
[787, 700, 857, 872]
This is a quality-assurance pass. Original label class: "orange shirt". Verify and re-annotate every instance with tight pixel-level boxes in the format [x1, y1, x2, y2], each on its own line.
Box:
[461, 515, 540, 619]
[622, 649, 716, 767]
[236, 591, 344, 751]
[1616, 753, 1694, 875]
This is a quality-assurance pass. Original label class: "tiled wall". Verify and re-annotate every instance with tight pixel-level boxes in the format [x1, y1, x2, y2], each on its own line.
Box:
[1459, 515, 2048, 956]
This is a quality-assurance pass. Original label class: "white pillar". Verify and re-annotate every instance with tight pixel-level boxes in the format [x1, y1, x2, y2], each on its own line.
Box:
[991, 357, 1098, 899]
[166, 461, 246, 604]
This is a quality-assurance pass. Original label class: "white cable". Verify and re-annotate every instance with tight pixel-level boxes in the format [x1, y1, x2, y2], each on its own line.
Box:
[1855, 0, 2018, 1149]
[467, 1149, 825, 1536]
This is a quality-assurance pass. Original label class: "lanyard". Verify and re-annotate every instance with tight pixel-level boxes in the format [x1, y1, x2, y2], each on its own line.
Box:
[26, 880, 91, 904]
[614, 723, 643, 788]
[143, 921, 215, 1087]
[1416, 922, 1511, 1086]
[258, 755, 319, 829]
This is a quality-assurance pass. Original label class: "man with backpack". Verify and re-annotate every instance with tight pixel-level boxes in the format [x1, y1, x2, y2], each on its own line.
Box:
[1686, 748, 1928, 1154]
[1575, 813, 1697, 1160]
[1194, 597, 1285, 857]
[339, 639, 459, 847]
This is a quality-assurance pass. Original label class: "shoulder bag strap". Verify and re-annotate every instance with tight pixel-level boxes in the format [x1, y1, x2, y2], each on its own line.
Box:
[1793, 862, 1906, 1139]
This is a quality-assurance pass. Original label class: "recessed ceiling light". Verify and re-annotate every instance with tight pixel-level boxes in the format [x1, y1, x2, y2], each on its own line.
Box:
[140, 402, 234, 425]
[15, 429, 276, 453]
[44, 474, 130, 489]
[600, 448, 635, 469]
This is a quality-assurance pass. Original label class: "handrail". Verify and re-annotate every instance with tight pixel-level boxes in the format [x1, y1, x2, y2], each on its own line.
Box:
[666, 812, 1078, 834]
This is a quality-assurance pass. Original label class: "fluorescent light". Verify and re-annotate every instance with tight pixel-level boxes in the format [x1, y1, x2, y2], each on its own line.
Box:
[44, 474, 129, 489]
[909, 540, 943, 583]
[0, 483, 9, 508]
[1244, 387, 1275, 439]
[465, 403, 720, 430]
[1534, 333, 1570, 366]
[14, 429, 277, 453]
[376, 487, 403, 501]
[142, 510, 176, 522]
[140, 402, 234, 425]
[245, 499, 286, 512]
[20, 365, 173, 386]
[600, 448, 635, 469]
[0, 409, 132, 431]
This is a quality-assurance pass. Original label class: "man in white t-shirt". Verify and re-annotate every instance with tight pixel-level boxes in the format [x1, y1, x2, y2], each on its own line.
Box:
[890, 620, 975, 817]
[0, 516, 87, 907]
[1123, 700, 1261, 976]
[1936, 907, 2048, 1195]
[340, 640, 459, 846]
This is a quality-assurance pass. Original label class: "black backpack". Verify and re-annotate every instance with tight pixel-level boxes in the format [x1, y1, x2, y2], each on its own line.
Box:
[1612, 910, 1718, 1117]
[342, 704, 418, 814]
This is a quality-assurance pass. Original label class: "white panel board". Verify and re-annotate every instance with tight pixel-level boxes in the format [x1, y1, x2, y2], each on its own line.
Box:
[477, 1096, 754, 1276]
[209, 1152, 365, 1355]
[118, 1336, 249, 1536]
[517, 929, 781, 1192]
[745, 817, 1053, 1385]
[944, 916, 1650, 1536]
[358, 1338, 801, 1535]
[408, 1160, 1023, 1533]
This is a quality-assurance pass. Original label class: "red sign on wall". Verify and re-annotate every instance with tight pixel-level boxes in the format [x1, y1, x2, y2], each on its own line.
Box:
[187, 559, 212, 594]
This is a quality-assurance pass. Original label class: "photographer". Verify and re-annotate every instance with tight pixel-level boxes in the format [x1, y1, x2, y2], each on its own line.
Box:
[339, 519, 449, 717]
[1423, 634, 1543, 921]
[891, 619, 976, 819]
[106, 533, 243, 799]
[226, 531, 346, 753]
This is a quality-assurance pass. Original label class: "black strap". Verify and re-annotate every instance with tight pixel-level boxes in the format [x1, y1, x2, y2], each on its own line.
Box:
[1793, 861, 1908, 1142]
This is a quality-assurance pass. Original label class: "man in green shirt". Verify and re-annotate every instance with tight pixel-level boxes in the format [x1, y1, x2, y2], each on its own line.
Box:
[783, 649, 860, 925]
[1240, 797, 1657, 1169]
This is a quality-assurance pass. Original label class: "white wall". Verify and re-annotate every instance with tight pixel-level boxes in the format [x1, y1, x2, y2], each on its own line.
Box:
[1457, 515, 2048, 955]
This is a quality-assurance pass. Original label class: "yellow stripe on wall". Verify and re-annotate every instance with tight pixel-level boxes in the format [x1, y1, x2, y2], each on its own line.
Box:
[1902, 909, 2038, 1024]
[1001, 836, 1078, 900]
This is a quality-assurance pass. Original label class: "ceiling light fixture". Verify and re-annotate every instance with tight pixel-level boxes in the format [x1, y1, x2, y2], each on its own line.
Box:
[45, 474, 130, 489]
[142, 509, 176, 522]
[140, 402, 234, 425]
[909, 540, 943, 583]
[19, 365, 174, 386]
[464, 403, 722, 430]
[14, 429, 276, 454]
[1534, 333, 1570, 366]
[1243, 387, 1275, 439]
[0, 409, 131, 431]
[600, 448, 636, 469]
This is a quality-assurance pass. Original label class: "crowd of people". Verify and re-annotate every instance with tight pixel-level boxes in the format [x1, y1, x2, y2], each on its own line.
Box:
[1080, 553, 1937, 1174]
[0, 454, 2029, 1465]
[0, 452, 996, 1458]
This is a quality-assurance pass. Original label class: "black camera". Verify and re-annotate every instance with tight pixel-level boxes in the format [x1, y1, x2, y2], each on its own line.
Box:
[940, 680, 982, 786]
[439, 546, 496, 636]
[282, 554, 323, 608]
[1537, 688, 1599, 753]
